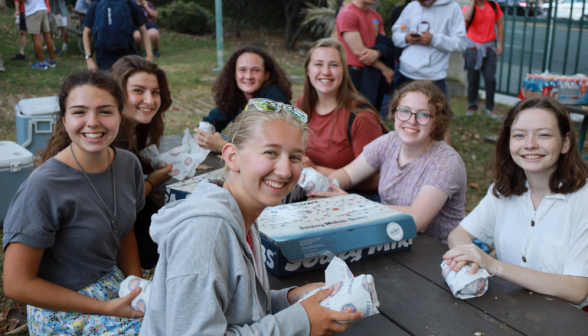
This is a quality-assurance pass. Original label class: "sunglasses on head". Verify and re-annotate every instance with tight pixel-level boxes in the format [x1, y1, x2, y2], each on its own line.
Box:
[231, 99, 308, 143]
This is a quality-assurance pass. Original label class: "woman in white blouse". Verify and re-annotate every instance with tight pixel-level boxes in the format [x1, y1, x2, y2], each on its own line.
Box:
[444, 96, 588, 308]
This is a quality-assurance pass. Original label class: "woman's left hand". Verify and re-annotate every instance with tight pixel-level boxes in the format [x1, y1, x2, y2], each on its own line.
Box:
[307, 183, 348, 200]
[443, 244, 497, 274]
[287, 282, 325, 305]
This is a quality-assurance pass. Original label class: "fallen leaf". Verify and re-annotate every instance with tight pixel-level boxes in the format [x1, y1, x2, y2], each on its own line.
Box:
[5, 323, 27, 334]
[469, 183, 480, 189]
[7, 319, 18, 332]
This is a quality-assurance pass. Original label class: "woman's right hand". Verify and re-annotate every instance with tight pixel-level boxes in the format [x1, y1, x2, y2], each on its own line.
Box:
[307, 183, 348, 200]
[193, 128, 227, 153]
[147, 164, 173, 189]
[103, 287, 145, 318]
[300, 288, 364, 336]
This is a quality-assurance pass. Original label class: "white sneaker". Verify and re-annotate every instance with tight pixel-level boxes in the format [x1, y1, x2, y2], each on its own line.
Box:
[42, 45, 47, 50]
[62, 44, 67, 51]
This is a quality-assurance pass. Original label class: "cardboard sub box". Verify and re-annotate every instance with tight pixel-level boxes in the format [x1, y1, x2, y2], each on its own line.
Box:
[257, 195, 417, 277]
[164, 168, 225, 204]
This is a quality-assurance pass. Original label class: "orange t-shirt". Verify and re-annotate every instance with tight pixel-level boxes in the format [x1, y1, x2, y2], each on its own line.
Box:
[463, 1, 503, 44]
[296, 95, 383, 170]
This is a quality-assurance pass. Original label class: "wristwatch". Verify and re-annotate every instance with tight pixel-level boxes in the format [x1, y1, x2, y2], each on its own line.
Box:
[85, 55, 92, 60]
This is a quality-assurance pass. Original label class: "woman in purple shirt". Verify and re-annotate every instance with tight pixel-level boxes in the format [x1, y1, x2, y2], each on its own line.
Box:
[133, 0, 160, 58]
[309, 81, 467, 243]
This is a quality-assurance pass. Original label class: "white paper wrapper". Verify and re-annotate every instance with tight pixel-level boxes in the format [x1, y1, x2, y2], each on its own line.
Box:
[199, 121, 214, 134]
[298, 257, 379, 320]
[440, 260, 490, 299]
[119, 276, 152, 313]
[298, 167, 339, 193]
[139, 129, 210, 181]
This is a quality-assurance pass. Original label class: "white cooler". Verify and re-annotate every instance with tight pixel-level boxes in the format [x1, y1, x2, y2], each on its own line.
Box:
[0, 142, 34, 227]
[16, 97, 59, 155]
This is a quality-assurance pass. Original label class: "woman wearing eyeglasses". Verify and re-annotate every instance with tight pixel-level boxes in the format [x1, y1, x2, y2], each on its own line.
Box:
[140, 99, 363, 335]
[308, 81, 466, 243]
[296, 38, 385, 198]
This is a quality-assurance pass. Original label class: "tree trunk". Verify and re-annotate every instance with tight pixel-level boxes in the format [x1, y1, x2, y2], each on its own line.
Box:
[231, 0, 243, 38]
[281, 0, 303, 49]
[285, 23, 304, 49]
[0, 0, 6, 9]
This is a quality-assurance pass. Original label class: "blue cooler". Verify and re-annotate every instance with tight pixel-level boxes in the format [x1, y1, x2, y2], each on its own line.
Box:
[16, 97, 59, 155]
[0, 142, 34, 228]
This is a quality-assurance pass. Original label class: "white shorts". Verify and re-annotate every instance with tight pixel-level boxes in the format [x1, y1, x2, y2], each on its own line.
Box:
[49, 13, 67, 27]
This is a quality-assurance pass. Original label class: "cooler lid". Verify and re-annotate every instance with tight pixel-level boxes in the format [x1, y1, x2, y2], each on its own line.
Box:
[0, 141, 34, 169]
[17, 97, 59, 117]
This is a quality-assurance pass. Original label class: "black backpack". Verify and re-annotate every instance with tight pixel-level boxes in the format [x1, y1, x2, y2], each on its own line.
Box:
[466, 1, 498, 32]
[347, 104, 388, 147]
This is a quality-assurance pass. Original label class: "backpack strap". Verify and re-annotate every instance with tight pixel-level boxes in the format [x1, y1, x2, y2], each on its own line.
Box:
[466, 1, 498, 32]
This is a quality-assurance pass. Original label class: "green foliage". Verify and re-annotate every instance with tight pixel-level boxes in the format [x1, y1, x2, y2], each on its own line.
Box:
[158, 1, 214, 35]
[301, 0, 337, 38]
[376, 0, 404, 36]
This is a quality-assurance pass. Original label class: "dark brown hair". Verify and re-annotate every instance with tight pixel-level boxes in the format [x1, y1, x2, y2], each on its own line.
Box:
[212, 45, 292, 120]
[110, 55, 172, 153]
[388, 80, 451, 141]
[36, 71, 127, 167]
[298, 38, 383, 142]
[490, 96, 588, 197]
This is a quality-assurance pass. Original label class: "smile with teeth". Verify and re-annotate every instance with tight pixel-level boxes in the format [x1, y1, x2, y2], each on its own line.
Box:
[319, 79, 333, 83]
[403, 127, 419, 134]
[138, 107, 153, 113]
[83, 133, 104, 139]
[264, 180, 286, 189]
[522, 154, 544, 159]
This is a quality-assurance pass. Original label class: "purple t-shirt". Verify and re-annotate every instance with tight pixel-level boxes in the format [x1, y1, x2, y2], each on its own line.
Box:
[138, 0, 156, 26]
[363, 132, 467, 243]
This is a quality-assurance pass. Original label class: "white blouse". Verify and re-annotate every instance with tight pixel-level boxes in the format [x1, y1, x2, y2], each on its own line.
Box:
[461, 182, 588, 308]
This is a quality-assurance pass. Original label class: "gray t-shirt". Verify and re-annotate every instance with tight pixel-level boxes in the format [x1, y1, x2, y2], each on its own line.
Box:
[2, 147, 145, 291]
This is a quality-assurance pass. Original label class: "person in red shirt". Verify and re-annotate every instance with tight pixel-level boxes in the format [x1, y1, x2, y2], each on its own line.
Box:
[462, 0, 505, 118]
[336, 0, 395, 111]
[296, 38, 384, 200]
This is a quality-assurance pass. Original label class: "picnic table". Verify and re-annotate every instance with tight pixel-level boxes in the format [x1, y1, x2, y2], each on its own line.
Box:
[270, 234, 588, 336]
[152, 137, 588, 335]
[67, 8, 87, 54]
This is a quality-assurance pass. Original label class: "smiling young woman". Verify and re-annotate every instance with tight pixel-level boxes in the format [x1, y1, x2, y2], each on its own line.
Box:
[193, 45, 292, 153]
[445, 96, 588, 309]
[4, 71, 146, 335]
[109, 55, 173, 270]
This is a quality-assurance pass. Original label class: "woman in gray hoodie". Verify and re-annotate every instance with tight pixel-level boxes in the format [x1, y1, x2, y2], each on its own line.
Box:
[140, 99, 364, 335]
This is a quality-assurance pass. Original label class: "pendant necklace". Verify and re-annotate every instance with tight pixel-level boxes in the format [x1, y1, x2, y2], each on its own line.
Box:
[70, 143, 118, 233]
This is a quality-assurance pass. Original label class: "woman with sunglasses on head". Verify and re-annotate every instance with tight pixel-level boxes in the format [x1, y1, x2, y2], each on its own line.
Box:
[309, 81, 466, 244]
[444, 97, 588, 309]
[296, 38, 385, 196]
[193, 45, 292, 153]
[140, 99, 363, 335]
[3, 71, 145, 335]
[110, 55, 173, 270]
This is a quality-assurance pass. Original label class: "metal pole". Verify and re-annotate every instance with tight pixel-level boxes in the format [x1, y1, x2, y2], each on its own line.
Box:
[215, 0, 224, 71]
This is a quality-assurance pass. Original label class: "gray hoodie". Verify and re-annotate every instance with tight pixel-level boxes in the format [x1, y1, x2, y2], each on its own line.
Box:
[392, 0, 466, 80]
[140, 179, 311, 336]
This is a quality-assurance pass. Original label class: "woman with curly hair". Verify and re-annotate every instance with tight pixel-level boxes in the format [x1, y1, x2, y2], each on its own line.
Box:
[194, 45, 292, 152]
[110, 55, 173, 269]
[445, 96, 588, 309]
[309, 80, 467, 243]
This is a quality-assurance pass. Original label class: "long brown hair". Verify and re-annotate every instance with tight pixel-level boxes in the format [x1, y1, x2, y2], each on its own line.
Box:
[212, 45, 292, 119]
[110, 55, 172, 153]
[299, 38, 383, 142]
[387, 80, 451, 141]
[490, 96, 588, 197]
[35, 71, 127, 167]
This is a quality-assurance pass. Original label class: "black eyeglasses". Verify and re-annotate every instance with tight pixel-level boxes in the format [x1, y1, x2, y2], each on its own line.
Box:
[395, 108, 434, 125]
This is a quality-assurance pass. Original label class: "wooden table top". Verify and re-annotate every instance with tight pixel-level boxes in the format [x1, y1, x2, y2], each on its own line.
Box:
[269, 234, 588, 336]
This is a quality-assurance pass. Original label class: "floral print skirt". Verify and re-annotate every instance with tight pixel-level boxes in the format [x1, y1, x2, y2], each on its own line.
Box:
[27, 266, 142, 336]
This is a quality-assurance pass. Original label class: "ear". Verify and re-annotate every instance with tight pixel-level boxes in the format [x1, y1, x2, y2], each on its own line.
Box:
[264, 71, 270, 82]
[561, 132, 571, 154]
[222, 142, 240, 172]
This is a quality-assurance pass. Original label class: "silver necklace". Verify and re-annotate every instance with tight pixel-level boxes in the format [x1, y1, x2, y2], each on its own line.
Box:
[70, 143, 118, 233]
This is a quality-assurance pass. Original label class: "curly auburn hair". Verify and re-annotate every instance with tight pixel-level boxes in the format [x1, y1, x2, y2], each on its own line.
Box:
[490, 96, 588, 198]
[387, 81, 451, 141]
[298, 38, 384, 143]
[212, 45, 292, 120]
[35, 71, 128, 167]
[110, 55, 172, 153]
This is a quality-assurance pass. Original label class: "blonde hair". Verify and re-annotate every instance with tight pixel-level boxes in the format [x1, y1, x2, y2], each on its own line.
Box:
[223, 104, 309, 171]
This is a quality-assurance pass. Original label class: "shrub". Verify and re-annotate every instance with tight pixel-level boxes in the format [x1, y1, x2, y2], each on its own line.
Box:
[158, 1, 213, 34]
